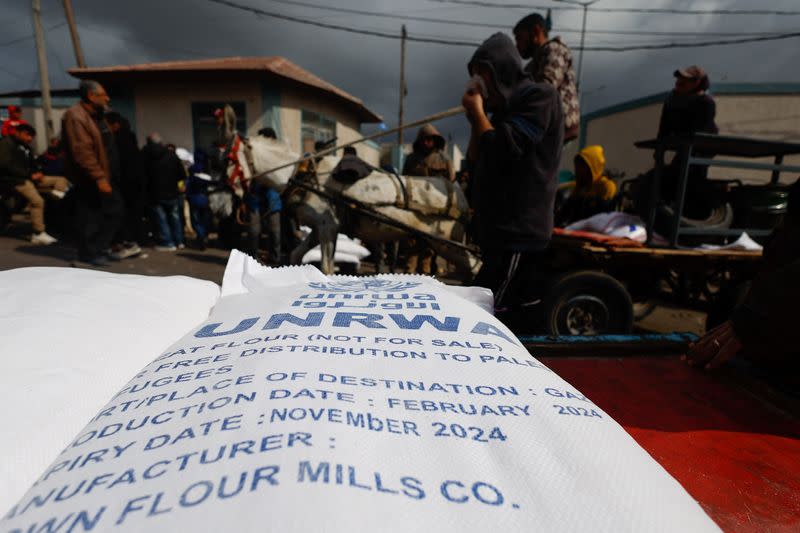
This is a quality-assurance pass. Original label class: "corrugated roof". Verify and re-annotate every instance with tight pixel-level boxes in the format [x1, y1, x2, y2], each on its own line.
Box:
[68, 56, 382, 123]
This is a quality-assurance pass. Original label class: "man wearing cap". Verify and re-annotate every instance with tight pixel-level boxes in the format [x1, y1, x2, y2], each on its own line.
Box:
[650, 65, 718, 218]
[513, 12, 580, 143]
[1, 105, 24, 138]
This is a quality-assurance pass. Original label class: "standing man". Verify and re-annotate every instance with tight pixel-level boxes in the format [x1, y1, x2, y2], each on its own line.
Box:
[142, 133, 186, 251]
[62, 79, 124, 266]
[0, 123, 67, 244]
[513, 13, 579, 143]
[402, 124, 455, 275]
[463, 33, 563, 309]
[106, 112, 145, 257]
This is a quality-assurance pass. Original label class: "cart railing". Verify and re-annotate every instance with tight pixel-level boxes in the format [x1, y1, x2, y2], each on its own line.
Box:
[635, 133, 800, 247]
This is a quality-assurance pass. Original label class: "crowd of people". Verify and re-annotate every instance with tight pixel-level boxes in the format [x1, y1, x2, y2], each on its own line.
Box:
[0, 10, 795, 373]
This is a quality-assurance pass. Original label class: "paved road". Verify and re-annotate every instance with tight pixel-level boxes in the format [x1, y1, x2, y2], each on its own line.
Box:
[0, 221, 706, 335]
[0, 223, 229, 284]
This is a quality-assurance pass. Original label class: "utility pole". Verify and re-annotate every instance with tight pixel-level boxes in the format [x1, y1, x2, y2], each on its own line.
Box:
[62, 0, 86, 68]
[31, 0, 55, 140]
[397, 24, 407, 147]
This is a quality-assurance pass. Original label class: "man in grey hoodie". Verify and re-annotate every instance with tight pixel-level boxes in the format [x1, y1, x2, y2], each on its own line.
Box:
[463, 32, 563, 309]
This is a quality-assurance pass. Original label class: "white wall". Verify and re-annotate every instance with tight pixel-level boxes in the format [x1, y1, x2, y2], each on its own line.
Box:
[134, 81, 262, 150]
[280, 88, 380, 166]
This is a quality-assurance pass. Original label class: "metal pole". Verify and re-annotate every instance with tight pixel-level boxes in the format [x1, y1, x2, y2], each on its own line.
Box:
[255, 106, 464, 178]
[398, 25, 407, 146]
[31, 0, 55, 140]
[62, 0, 86, 68]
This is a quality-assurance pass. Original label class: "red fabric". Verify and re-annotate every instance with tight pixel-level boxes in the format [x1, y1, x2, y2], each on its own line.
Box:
[541, 356, 800, 533]
[226, 135, 247, 192]
[1, 119, 24, 137]
[553, 227, 643, 247]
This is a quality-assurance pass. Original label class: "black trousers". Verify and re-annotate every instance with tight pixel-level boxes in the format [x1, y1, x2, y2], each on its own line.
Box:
[247, 210, 281, 264]
[119, 183, 147, 245]
[74, 183, 125, 260]
[473, 249, 544, 310]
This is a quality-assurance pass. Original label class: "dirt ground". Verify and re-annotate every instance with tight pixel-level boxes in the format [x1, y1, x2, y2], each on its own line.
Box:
[0, 219, 707, 336]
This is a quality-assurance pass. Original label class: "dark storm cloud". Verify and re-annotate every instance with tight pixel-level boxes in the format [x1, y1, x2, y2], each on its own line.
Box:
[1, 0, 799, 147]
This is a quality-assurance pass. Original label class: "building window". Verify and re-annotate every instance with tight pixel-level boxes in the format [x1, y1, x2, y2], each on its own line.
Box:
[191, 102, 246, 150]
[301, 110, 336, 154]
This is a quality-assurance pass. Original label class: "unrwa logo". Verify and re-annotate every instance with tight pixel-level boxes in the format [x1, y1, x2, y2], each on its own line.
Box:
[308, 279, 422, 292]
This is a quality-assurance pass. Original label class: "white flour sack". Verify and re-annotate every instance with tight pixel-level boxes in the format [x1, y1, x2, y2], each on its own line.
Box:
[3, 253, 719, 532]
[0, 268, 220, 511]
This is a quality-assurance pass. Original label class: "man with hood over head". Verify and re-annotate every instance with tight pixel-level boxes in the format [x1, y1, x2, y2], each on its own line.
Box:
[402, 124, 455, 274]
[464, 32, 563, 309]
[556, 145, 617, 226]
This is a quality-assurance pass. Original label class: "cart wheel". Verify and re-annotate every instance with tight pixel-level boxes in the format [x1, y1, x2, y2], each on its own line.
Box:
[543, 271, 633, 336]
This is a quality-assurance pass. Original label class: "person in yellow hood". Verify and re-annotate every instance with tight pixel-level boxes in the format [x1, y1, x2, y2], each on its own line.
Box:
[556, 145, 617, 226]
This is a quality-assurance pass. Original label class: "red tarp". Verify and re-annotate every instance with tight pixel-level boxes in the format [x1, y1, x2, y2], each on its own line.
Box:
[541, 356, 800, 533]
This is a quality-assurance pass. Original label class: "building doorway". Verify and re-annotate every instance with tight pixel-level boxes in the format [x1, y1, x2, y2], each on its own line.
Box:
[191, 102, 246, 151]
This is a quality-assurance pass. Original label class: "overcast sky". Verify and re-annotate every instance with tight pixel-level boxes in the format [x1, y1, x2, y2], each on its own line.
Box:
[2, 0, 799, 147]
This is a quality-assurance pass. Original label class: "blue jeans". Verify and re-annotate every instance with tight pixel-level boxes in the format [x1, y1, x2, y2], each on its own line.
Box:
[152, 199, 184, 247]
[190, 205, 212, 242]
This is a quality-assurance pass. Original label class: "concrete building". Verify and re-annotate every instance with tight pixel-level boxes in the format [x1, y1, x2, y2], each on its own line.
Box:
[568, 83, 800, 184]
[1, 56, 383, 164]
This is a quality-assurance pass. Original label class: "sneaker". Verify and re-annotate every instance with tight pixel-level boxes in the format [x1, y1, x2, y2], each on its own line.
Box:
[31, 232, 57, 245]
[155, 245, 177, 252]
[49, 190, 66, 199]
[177, 243, 186, 250]
[110, 242, 142, 260]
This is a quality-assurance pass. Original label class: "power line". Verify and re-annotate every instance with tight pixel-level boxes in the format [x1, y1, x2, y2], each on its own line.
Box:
[0, 22, 67, 48]
[429, 0, 800, 16]
[258, 0, 791, 37]
[207, 0, 800, 51]
[206, 0, 479, 46]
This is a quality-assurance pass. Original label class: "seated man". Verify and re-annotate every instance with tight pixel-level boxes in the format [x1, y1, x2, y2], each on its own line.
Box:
[637, 66, 718, 220]
[332, 146, 372, 184]
[463, 33, 564, 309]
[0, 123, 68, 244]
[556, 145, 617, 226]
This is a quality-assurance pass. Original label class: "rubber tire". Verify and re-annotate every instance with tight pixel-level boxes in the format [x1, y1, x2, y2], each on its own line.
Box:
[659, 202, 733, 229]
[543, 270, 634, 336]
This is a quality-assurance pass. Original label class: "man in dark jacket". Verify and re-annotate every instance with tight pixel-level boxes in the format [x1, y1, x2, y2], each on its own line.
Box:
[0, 123, 67, 244]
[464, 32, 564, 309]
[107, 112, 145, 257]
[62, 79, 125, 266]
[332, 146, 372, 184]
[654, 65, 718, 218]
[142, 133, 185, 251]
